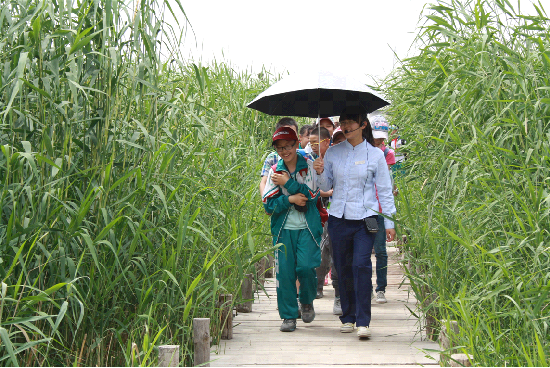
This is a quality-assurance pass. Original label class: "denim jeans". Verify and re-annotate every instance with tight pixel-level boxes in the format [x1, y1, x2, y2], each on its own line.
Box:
[372, 215, 388, 292]
[328, 215, 375, 327]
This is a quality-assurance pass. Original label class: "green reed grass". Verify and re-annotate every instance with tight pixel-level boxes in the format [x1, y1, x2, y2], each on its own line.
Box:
[384, 0, 550, 366]
[0, 0, 281, 365]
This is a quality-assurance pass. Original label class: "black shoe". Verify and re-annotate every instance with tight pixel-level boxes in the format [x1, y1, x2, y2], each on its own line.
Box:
[301, 303, 315, 323]
[280, 318, 297, 332]
[316, 289, 323, 299]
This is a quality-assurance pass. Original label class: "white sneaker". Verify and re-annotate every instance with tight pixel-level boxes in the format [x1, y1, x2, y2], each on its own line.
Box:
[357, 326, 370, 338]
[340, 322, 354, 333]
[376, 291, 387, 304]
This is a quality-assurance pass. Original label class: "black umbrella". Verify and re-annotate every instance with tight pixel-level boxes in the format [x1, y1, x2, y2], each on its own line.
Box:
[247, 70, 390, 117]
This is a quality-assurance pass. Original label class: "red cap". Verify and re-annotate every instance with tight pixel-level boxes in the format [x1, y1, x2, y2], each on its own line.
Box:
[272, 127, 298, 142]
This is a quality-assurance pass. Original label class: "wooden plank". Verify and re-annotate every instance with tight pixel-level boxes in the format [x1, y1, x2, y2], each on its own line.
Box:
[211, 247, 439, 366]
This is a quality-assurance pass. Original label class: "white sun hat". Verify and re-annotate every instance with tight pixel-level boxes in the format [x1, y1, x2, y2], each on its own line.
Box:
[370, 115, 389, 139]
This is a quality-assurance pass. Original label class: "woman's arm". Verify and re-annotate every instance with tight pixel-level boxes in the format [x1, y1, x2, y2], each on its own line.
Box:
[375, 155, 397, 230]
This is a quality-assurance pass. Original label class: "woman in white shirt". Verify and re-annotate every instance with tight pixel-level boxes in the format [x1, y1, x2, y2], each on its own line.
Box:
[313, 107, 396, 338]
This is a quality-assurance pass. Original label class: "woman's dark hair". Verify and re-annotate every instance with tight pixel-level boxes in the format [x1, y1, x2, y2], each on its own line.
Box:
[339, 107, 374, 146]
[275, 117, 298, 131]
[299, 124, 311, 136]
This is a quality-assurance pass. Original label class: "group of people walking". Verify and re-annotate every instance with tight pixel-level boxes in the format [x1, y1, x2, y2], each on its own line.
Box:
[260, 106, 401, 338]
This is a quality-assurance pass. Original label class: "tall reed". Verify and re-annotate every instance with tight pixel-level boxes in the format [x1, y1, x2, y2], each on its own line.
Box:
[384, 0, 550, 365]
[0, 0, 279, 365]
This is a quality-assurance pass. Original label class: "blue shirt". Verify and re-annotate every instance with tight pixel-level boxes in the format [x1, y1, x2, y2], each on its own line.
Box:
[317, 140, 396, 229]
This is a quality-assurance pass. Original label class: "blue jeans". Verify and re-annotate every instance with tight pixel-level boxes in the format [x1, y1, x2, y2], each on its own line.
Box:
[373, 215, 388, 292]
[328, 215, 375, 327]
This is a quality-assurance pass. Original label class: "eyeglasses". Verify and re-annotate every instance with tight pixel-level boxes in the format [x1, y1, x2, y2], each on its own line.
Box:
[339, 120, 356, 127]
[274, 144, 296, 152]
[309, 138, 329, 148]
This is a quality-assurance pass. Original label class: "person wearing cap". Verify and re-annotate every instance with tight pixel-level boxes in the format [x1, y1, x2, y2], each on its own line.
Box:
[389, 125, 406, 185]
[259, 118, 300, 198]
[318, 117, 335, 138]
[262, 126, 323, 332]
[369, 115, 397, 304]
[332, 127, 346, 145]
[313, 107, 396, 339]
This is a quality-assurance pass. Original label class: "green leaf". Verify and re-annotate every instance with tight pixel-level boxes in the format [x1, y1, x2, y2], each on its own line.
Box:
[0, 327, 18, 366]
[52, 300, 68, 335]
[81, 233, 100, 272]
[3, 51, 28, 118]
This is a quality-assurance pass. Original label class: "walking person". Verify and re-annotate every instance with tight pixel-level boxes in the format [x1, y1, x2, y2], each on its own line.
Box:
[313, 107, 396, 338]
[263, 127, 323, 332]
[259, 118, 300, 197]
[307, 127, 338, 301]
[369, 115, 397, 304]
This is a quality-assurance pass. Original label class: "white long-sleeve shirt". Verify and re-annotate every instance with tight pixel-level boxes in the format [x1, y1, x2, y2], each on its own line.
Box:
[317, 140, 396, 229]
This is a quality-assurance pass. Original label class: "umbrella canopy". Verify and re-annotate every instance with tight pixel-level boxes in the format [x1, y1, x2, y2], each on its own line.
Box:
[247, 70, 389, 117]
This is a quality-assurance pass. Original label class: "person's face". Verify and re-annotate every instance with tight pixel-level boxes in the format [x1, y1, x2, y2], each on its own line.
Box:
[319, 120, 334, 136]
[274, 139, 298, 162]
[332, 134, 346, 145]
[373, 138, 385, 147]
[299, 134, 309, 148]
[339, 119, 364, 141]
[309, 135, 330, 157]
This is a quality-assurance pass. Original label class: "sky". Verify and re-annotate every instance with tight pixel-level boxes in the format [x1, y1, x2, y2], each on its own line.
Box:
[172, 0, 431, 83]
[167, 0, 539, 83]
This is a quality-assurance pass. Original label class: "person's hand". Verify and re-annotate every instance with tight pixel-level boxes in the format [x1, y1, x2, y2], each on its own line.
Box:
[289, 193, 307, 206]
[313, 157, 324, 175]
[327, 189, 334, 197]
[271, 171, 290, 186]
[386, 228, 396, 242]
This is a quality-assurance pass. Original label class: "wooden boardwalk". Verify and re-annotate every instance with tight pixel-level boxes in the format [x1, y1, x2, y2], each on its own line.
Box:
[211, 244, 439, 366]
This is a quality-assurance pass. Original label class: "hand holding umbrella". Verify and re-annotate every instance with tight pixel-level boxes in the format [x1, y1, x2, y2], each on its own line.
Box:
[313, 157, 324, 175]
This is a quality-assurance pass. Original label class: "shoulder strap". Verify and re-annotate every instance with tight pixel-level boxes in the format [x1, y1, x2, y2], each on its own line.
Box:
[383, 147, 390, 158]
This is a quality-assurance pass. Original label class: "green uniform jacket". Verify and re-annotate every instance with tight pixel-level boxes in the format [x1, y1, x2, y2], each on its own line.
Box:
[262, 154, 323, 246]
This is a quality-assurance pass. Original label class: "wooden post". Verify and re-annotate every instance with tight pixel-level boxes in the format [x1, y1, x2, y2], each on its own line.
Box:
[158, 345, 179, 367]
[193, 318, 210, 367]
[237, 273, 253, 313]
[265, 255, 274, 278]
[219, 294, 233, 340]
[255, 261, 265, 290]
[450, 353, 473, 367]
[439, 320, 459, 365]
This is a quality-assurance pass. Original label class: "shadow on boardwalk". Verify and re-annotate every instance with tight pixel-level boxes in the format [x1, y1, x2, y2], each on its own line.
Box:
[211, 245, 440, 366]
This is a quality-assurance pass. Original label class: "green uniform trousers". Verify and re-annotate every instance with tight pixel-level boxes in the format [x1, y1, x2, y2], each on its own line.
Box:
[275, 228, 321, 319]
